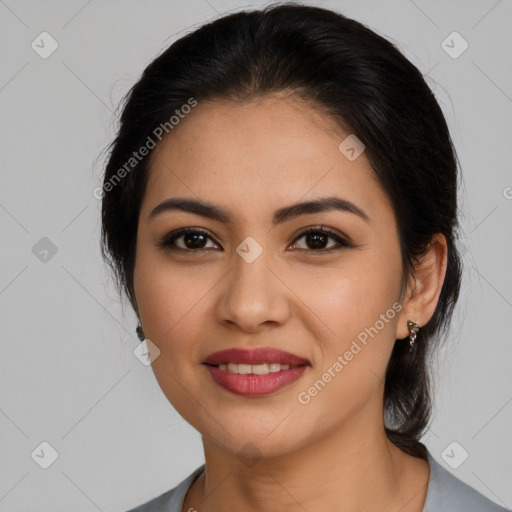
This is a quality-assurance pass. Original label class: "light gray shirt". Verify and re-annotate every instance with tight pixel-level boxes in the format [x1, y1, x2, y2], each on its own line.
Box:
[126, 450, 510, 511]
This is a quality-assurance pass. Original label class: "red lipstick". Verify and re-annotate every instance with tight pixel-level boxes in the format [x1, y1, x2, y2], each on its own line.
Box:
[203, 347, 309, 366]
[203, 347, 310, 397]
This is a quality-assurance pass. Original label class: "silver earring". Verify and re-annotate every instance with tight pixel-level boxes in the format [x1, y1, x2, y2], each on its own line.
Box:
[407, 320, 421, 351]
[136, 323, 145, 342]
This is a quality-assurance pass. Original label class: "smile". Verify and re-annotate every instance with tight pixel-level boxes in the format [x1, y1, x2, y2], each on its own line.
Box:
[204, 364, 308, 396]
[203, 347, 310, 396]
[214, 362, 296, 374]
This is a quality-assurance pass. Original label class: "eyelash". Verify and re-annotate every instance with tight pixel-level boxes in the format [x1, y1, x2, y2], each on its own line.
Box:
[157, 226, 353, 255]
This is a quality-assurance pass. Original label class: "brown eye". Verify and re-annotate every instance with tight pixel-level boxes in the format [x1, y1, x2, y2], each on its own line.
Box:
[158, 228, 220, 251]
[181, 232, 208, 249]
[290, 227, 352, 253]
[304, 232, 330, 250]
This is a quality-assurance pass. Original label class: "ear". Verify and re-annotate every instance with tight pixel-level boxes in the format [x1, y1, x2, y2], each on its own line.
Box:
[396, 233, 448, 340]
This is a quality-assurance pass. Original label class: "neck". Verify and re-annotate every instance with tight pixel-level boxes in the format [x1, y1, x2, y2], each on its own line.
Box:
[183, 405, 430, 512]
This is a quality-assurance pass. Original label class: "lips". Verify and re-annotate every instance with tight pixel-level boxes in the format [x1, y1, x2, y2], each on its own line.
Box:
[202, 347, 310, 397]
[205, 365, 308, 396]
[203, 347, 310, 366]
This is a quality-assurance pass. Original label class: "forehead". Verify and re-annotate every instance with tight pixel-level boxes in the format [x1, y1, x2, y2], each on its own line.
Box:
[141, 96, 393, 225]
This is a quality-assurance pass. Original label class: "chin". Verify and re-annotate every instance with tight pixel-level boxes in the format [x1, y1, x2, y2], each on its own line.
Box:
[197, 413, 308, 459]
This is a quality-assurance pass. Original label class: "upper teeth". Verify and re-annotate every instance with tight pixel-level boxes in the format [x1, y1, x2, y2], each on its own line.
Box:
[218, 363, 290, 374]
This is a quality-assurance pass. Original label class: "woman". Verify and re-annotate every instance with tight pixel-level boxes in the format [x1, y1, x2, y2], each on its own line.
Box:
[100, 4, 509, 511]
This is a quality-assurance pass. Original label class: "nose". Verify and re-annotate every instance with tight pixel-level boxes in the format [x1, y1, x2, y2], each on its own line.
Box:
[216, 246, 291, 333]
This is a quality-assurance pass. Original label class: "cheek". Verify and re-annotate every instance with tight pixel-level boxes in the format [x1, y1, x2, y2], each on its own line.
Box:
[134, 257, 215, 347]
[300, 257, 401, 340]
[295, 257, 402, 401]
[133, 251, 214, 422]
[292, 269, 401, 429]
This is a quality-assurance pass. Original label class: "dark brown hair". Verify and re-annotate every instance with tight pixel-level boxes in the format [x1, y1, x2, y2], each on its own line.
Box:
[100, 3, 462, 458]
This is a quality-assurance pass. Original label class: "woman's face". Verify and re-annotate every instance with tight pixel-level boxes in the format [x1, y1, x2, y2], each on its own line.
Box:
[134, 95, 410, 459]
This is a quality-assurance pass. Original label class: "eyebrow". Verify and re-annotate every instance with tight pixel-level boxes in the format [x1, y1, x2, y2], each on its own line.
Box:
[149, 196, 371, 225]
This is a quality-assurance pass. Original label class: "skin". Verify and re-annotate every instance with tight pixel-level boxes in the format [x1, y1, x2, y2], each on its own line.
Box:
[133, 94, 448, 512]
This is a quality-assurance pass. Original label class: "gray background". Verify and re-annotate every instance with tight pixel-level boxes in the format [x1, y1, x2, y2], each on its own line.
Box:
[1, 0, 511, 510]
